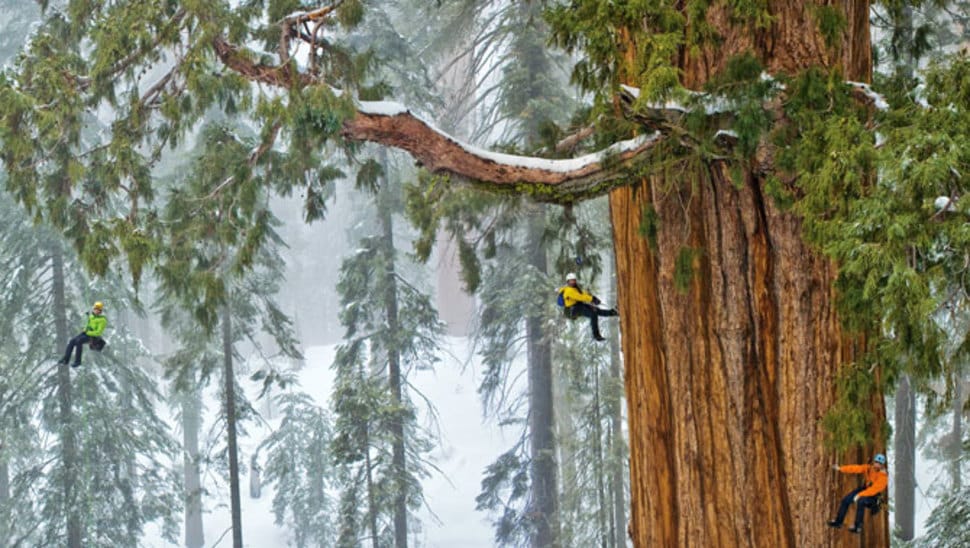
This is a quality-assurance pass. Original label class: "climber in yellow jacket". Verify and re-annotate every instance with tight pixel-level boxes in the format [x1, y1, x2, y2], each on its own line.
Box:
[557, 273, 618, 341]
[827, 453, 888, 534]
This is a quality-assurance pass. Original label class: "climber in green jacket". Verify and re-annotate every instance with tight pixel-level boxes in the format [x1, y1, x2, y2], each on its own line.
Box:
[57, 301, 108, 368]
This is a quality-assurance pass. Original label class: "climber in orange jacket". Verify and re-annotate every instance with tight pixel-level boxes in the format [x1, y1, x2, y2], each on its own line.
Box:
[827, 453, 888, 534]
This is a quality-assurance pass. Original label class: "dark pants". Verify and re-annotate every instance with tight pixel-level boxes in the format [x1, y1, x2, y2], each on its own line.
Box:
[60, 333, 91, 366]
[833, 487, 879, 528]
[566, 303, 618, 339]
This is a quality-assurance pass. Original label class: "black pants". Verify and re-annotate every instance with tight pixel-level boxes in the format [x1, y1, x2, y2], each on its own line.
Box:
[833, 486, 879, 528]
[60, 333, 91, 365]
[566, 303, 618, 339]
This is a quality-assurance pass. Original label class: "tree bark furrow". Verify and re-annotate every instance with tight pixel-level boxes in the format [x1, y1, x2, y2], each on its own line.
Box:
[610, 184, 678, 547]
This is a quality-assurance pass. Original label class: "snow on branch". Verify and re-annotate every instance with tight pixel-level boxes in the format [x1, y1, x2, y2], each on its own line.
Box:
[620, 76, 889, 114]
[213, 26, 891, 198]
[213, 36, 665, 197]
[280, 2, 343, 25]
[846, 81, 890, 111]
[934, 196, 961, 214]
[347, 100, 662, 189]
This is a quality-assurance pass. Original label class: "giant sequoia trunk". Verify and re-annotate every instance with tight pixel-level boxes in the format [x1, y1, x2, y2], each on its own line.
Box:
[611, 2, 888, 546]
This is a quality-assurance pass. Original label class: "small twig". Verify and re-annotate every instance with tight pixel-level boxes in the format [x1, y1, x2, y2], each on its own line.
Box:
[279, 2, 344, 26]
[209, 526, 233, 548]
[555, 125, 596, 152]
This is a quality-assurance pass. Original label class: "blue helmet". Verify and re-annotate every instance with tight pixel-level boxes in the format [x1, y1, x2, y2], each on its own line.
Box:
[874, 453, 887, 465]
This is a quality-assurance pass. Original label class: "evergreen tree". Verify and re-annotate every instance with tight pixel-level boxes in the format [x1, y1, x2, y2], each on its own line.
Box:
[872, 4, 925, 540]
[0, 197, 52, 545]
[404, 2, 629, 546]
[155, 120, 303, 547]
[550, 201, 626, 548]
[870, 3, 970, 539]
[918, 484, 970, 547]
[259, 390, 337, 548]
[330, 158, 442, 548]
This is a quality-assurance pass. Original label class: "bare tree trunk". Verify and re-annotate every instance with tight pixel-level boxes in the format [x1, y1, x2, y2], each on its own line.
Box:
[378, 167, 408, 548]
[552, 354, 575, 547]
[364, 421, 380, 548]
[613, 4, 887, 546]
[52, 244, 81, 548]
[592, 359, 609, 548]
[113, 311, 139, 541]
[183, 384, 205, 548]
[249, 453, 262, 499]
[894, 375, 916, 540]
[221, 304, 243, 548]
[0, 459, 7, 502]
[607, 278, 626, 548]
[0, 448, 8, 539]
[525, 208, 560, 548]
[952, 373, 964, 490]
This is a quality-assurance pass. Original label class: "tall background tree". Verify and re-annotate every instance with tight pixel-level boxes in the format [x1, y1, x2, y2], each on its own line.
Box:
[398, 2, 625, 546]
[154, 119, 304, 547]
[329, 163, 443, 547]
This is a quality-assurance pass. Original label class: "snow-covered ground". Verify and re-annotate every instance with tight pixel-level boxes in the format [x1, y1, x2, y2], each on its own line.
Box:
[140, 333, 946, 546]
[144, 336, 509, 547]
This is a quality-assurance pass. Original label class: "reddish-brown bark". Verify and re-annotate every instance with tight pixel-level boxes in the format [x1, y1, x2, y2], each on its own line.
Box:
[613, 2, 888, 546]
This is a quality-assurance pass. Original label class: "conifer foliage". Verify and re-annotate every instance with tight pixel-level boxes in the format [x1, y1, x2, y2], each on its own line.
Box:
[0, 198, 181, 547]
[259, 391, 337, 548]
[330, 158, 443, 548]
[156, 118, 304, 548]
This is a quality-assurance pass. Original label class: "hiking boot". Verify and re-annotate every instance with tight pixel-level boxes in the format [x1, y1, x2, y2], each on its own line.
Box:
[826, 521, 841, 529]
[593, 334, 606, 342]
[847, 526, 861, 534]
[71, 362, 81, 368]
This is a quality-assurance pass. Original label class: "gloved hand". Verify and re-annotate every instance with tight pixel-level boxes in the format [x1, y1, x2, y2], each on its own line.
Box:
[831, 465, 840, 472]
[592, 296, 601, 305]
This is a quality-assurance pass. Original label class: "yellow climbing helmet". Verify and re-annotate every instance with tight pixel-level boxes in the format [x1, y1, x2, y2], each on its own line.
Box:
[93, 301, 104, 310]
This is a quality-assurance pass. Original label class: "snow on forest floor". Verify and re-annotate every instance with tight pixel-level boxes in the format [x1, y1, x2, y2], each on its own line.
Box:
[143, 336, 508, 547]
[139, 334, 942, 546]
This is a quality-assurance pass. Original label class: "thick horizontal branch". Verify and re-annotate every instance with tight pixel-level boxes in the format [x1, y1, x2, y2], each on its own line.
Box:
[213, 36, 664, 198]
[343, 103, 661, 192]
